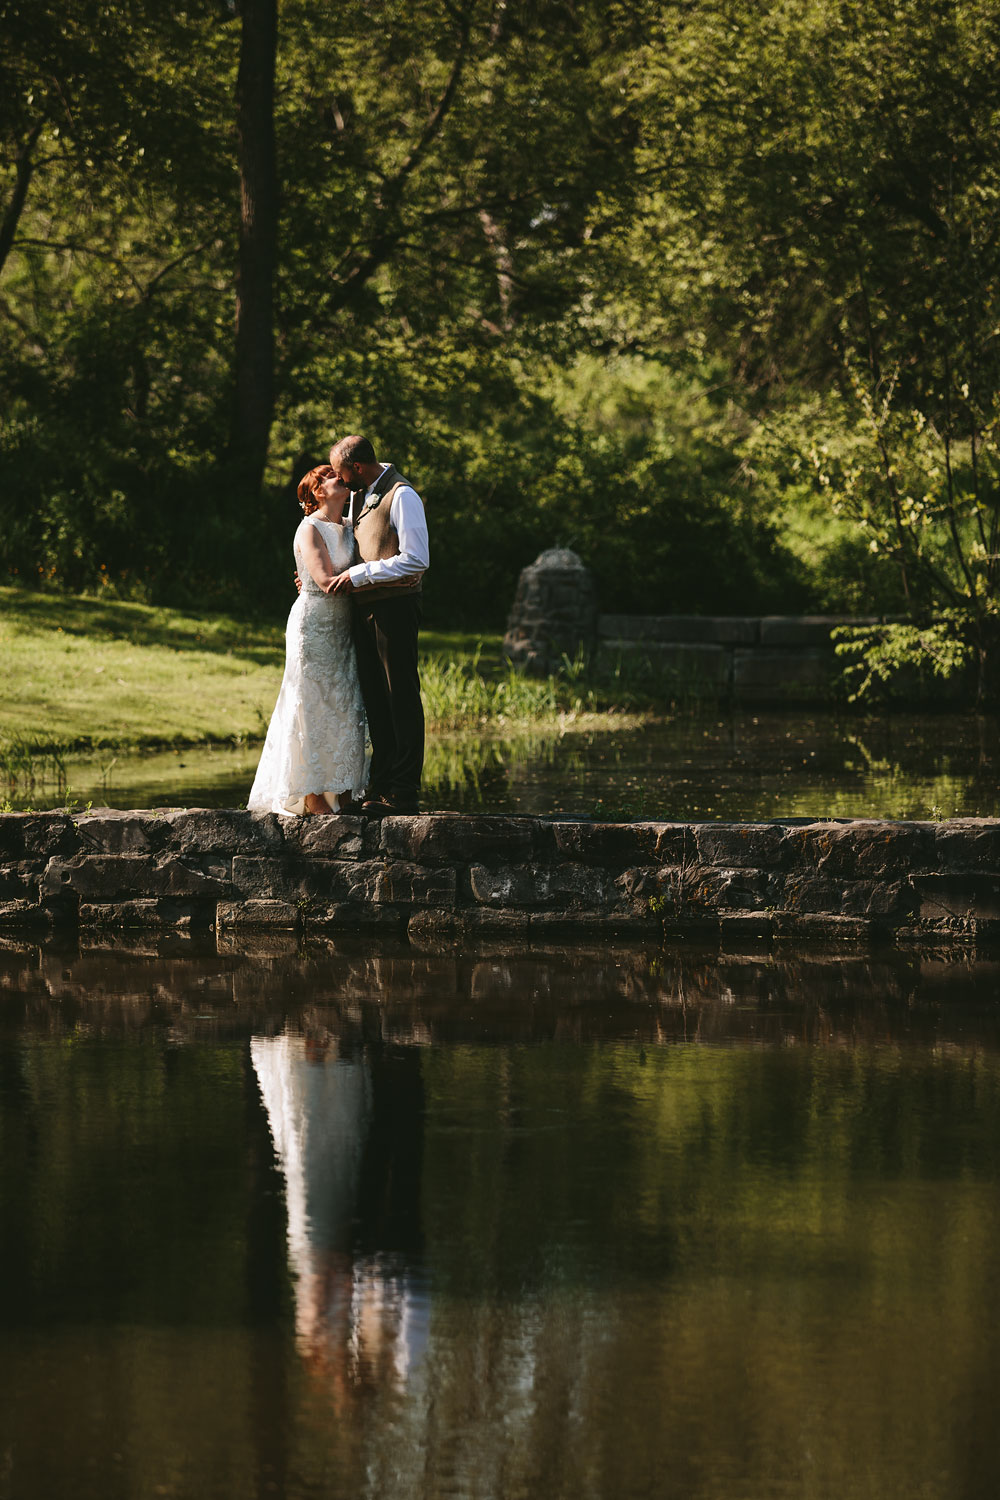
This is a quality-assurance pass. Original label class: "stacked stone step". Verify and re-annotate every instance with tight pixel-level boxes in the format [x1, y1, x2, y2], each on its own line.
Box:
[2, 809, 1000, 948]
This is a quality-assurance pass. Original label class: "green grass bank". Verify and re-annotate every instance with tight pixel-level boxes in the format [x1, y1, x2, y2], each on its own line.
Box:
[0, 585, 634, 758]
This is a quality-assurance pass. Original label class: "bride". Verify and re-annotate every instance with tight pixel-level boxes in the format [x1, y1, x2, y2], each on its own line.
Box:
[248, 465, 367, 816]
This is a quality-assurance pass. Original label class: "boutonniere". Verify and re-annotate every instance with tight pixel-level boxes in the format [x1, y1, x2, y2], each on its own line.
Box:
[358, 491, 384, 519]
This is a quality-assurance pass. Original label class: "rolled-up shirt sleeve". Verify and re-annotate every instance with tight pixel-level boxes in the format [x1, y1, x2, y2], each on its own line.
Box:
[348, 485, 429, 588]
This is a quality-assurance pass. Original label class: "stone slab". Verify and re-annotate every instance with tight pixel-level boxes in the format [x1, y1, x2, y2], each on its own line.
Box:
[654, 825, 695, 863]
[381, 813, 536, 865]
[772, 913, 878, 943]
[528, 910, 663, 939]
[0, 813, 79, 860]
[0, 899, 51, 928]
[460, 908, 533, 938]
[406, 909, 468, 944]
[695, 823, 786, 869]
[375, 861, 458, 906]
[43, 852, 233, 901]
[74, 810, 170, 855]
[733, 649, 838, 696]
[161, 808, 287, 853]
[783, 821, 935, 878]
[934, 821, 1000, 871]
[231, 855, 383, 904]
[550, 822, 661, 865]
[758, 616, 868, 647]
[719, 911, 774, 943]
[79, 899, 213, 929]
[302, 904, 408, 934]
[278, 816, 366, 856]
[598, 615, 757, 644]
[0, 862, 47, 901]
[468, 863, 551, 908]
[216, 899, 300, 929]
[841, 879, 916, 919]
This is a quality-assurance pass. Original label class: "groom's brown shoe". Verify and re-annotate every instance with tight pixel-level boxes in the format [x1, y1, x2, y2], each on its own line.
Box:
[380, 793, 420, 815]
[361, 792, 420, 816]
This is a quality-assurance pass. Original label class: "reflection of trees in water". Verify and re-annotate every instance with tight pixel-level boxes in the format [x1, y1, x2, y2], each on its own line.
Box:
[422, 728, 569, 809]
[251, 1029, 429, 1410]
[248, 990, 1000, 1499]
[423, 713, 1000, 819]
[7, 939, 1000, 1496]
[23, 710, 1000, 816]
[841, 725, 991, 819]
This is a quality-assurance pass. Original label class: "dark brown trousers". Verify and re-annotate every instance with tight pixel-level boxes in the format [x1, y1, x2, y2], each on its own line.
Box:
[351, 592, 424, 803]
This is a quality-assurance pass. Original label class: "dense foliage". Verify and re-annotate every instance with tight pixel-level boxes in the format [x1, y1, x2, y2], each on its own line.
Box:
[2, 0, 999, 690]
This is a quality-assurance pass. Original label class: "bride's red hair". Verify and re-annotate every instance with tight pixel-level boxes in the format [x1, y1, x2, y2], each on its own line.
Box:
[297, 464, 336, 515]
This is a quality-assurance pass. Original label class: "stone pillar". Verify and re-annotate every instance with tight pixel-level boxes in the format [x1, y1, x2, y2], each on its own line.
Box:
[502, 548, 597, 675]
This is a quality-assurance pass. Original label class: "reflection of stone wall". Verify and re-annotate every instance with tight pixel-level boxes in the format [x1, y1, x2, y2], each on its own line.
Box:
[2, 807, 1000, 948]
[5, 939, 998, 1051]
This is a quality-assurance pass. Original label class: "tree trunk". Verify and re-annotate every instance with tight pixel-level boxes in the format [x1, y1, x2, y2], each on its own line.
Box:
[0, 122, 43, 279]
[230, 0, 278, 495]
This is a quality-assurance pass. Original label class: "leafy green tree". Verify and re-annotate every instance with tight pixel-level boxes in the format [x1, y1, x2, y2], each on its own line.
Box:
[629, 0, 1000, 696]
[0, 1, 243, 596]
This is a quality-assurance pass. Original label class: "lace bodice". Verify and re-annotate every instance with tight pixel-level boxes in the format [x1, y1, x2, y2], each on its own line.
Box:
[294, 516, 356, 593]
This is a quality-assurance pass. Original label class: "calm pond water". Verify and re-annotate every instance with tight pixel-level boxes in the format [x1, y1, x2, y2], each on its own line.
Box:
[12, 709, 1000, 820]
[2, 934, 1000, 1499]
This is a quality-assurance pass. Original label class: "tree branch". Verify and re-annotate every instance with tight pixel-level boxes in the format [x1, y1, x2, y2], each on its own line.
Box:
[325, 3, 477, 313]
[12, 235, 145, 292]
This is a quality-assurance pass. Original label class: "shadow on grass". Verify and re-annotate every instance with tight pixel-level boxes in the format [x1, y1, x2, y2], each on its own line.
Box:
[4, 591, 509, 675]
[2, 585, 285, 665]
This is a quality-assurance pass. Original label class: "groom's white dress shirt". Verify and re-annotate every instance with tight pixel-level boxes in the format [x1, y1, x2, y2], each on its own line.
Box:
[348, 464, 429, 590]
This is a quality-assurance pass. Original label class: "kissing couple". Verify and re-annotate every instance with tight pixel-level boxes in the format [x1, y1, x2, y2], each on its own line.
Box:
[248, 435, 429, 819]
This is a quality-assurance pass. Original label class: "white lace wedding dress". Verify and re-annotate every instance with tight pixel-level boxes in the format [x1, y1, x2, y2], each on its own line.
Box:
[248, 517, 367, 815]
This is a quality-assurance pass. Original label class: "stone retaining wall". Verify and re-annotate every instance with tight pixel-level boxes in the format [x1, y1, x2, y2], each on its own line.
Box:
[3, 809, 1000, 948]
[595, 614, 867, 701]
[502, 549, 972, 702]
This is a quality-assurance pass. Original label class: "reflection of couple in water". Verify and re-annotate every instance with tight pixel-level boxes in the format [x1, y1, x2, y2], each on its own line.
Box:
[251, 1027, 429, 1399]
[249, 435, 429, 819]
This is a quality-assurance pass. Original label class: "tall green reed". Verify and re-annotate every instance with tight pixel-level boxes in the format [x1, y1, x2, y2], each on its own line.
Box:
[421, 648, 565, 729]
[0, 737, 68, 798]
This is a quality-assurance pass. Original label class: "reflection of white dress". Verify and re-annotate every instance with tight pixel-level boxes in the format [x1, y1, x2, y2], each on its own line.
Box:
[250, 1034, 373, 1267]
[251, 1033, 429, 1384]
[248, 517, 367, 815]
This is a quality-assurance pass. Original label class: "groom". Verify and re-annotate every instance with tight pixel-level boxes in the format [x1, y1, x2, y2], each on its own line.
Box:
[328, 435, 429, 816]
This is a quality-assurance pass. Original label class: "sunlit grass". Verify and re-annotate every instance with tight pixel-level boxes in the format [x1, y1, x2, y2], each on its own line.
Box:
[0, 585, 283, 749]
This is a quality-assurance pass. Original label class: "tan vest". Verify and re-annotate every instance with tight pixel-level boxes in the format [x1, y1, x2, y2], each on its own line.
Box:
[352, 465, 424, 599]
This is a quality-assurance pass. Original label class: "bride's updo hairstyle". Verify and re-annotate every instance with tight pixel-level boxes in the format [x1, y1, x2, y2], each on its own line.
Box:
[297, 464, 336, 515]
